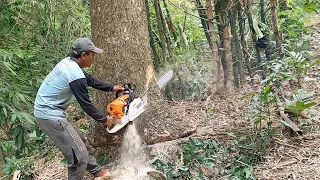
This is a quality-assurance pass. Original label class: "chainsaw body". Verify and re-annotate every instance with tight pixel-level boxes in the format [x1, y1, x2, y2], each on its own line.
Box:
[107, 94, 129, 119]
[106, 70, 173, 134]
[106, 83, 147, 133]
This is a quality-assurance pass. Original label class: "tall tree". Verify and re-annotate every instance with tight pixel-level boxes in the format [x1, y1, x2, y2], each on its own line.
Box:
[195, 0, 212, 49]
[163, 0, 179, 48]
[270, 0, 284, 59]
[146, 0, 161, 70]
[206, 0, 223, 95]
[218, 0, 234, 93]
[260, 0, 271, 61]
[89, 0, 155, 146]
[229, 2, 240, 89]
[238, 2, 252, 76]
[245, 0, 262, 65]
[154, 0, 168, 64]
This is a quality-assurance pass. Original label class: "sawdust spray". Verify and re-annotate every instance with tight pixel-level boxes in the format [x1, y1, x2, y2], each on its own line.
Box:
[113, 123, 152, 180]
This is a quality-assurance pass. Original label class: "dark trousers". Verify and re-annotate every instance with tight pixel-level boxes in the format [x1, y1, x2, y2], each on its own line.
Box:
[35, 118, 103, 180]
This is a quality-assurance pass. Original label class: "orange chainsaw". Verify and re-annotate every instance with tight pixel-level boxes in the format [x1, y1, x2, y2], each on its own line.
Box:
[106, 70, 173, 133]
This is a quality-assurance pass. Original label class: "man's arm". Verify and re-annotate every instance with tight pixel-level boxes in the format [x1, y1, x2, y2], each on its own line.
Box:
[84, 72, 114, 91]
[69, 78, 107, 123]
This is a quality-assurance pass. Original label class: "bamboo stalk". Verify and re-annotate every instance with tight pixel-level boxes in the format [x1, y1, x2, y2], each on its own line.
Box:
[145, 0, 160, 70]
[270, 0, 284, 59]
[206, 0, 223, 95]
[195, 0, 212, 49]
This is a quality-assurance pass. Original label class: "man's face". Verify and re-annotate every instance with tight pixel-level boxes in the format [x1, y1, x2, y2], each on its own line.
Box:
[82, 51, 95, 67]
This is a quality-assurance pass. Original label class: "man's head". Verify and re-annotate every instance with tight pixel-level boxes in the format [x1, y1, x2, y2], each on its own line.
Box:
[70, 38, 103, 68]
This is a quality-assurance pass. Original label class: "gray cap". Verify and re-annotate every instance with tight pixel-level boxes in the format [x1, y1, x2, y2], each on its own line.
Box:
[72, 38, 103, 55]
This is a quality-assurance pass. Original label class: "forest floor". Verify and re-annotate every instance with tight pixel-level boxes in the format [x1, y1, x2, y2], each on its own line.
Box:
[33, 16, 320, 180]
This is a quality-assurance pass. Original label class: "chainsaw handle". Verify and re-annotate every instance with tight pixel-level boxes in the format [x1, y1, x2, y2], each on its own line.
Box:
[115, 83, 136, 98]
[115, 90, 126, 98]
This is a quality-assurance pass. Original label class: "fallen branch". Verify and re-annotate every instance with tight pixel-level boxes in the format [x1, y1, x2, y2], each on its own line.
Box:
[148, 127, 197, 145]
[279, 110, 303, 135]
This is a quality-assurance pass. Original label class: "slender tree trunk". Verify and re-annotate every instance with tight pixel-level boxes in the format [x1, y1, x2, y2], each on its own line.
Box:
[216, 1, 226, 84]
[206, 0, 223, 94]
[270, 0, 284, 59]
[178, 24, 188, 48]
[219, 0, 234, 93]
[260, 0, 271, 61]
[158, 0, 172, 58]
[146, 0, 160, 71]
[223, 25, 234, 92]
[89, 0, 155, 146]
[163, 0, 179, 48]
[195, 0, 212, 49]
[154, 0, 167, 64]
[156, 0, 173, 99]
[246, 0, 262, 66]
[229, 3, 244, 88]
[238, 4, 252, 76]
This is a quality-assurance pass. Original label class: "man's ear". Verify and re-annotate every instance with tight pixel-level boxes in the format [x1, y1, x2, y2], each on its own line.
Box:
[81, 52, 86, 58]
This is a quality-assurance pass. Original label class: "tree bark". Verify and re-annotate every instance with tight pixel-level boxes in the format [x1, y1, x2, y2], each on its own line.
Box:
[178, 24, 188, 48]
[157, 0, 172, 58]
[270, 0, 284, 59]
[195, 0, 212, 49]
[223, 25, 234, 92]
[89, 0, 155, 146]
[154, 0, 167, 64]
[146, 0, 161, 71]
[206, 0, 223, 95]
[219, 0, 234, 93]
[215, 1, 226, 84]
[260, 0, 271, 61]
[163, 0, 179, 48]
[238, 5, 252, 76]
[229, 5, 240, 89]
[246, 0, 262, 65]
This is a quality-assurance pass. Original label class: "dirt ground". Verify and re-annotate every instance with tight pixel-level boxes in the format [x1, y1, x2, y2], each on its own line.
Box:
[33, 15, 320, 180]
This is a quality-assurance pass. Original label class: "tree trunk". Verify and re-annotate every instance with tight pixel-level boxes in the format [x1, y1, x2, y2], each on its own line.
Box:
[178, 24, 188, 48]
[158, 0, 172, 58]
[216, 1, 226, 84]
[146, 0, 161, 71]
[195, 0, 212, 49]
[89, 0, 155, 146]
[238, 4, 252, 76]
[206, 0, 223, 95]
[154, 0, 167, 64]
[270, 0, 284, 59]
[260, 0, 271, 61]
[163, 0, 179, 48]
[223, 25, 234, 92]
[219, 0, 234, 93]
[246, 0, 262, 66]
[229, 6, 240, 89]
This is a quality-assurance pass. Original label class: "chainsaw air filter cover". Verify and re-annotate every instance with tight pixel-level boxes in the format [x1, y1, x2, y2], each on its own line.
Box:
[107, 94, 129, 119]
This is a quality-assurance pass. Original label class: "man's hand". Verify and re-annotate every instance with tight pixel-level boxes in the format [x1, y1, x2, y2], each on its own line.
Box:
[104, 116, 114, 128]
[113, 85, 125, 91]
